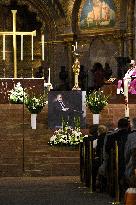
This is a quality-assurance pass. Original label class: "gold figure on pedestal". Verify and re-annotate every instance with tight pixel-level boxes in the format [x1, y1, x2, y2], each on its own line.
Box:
[72, 52, 81, 90]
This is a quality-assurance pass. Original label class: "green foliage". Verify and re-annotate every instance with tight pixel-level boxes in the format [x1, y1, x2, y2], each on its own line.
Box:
[48, 120, 87, 146]
[25, 93, 46, 114]
[86, 89, 109, 114]
[9, 82, 27, 104]
[9, 82, 48, 114]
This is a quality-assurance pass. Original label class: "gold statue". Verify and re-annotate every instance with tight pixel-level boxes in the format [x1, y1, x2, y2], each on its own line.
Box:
[72, 52, 81, 90]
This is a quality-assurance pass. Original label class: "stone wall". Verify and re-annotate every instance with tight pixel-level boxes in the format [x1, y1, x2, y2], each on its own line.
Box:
[0, 104, 135, 177]
[87, 104, 136, 128]
[0, 104, 79, 177]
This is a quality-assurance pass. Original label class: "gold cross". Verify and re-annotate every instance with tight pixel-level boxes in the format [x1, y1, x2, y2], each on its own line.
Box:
[0, 10, 36, 78]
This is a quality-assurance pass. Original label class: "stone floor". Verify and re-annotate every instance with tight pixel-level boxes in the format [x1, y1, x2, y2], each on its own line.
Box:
[0, 176, 125, 205]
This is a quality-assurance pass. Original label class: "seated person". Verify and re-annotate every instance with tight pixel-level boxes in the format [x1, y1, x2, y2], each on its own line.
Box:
[92, 63, 105, 90]
[79, 65, 87, 90]
[126, 148, 136, 187]
[35, 66, 44, 78]
[125, 118, 136, 184]
[105, 118, 130, 197]
[93, 125, 108, 191]
[104, 62, 112, 80]
[58, 66, 70, 90]
[124, 60, 136, 78]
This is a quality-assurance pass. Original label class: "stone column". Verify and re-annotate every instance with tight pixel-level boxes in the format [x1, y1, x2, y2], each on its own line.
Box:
[127, 35, 133, 59]
[126, 0, 135, 59]
[66, 42, 73, 89]
[119, 38, 125, 57]
[134, 0, 136, 59]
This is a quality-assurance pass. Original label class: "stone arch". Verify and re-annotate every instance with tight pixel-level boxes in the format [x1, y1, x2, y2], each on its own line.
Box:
[71, 0, 82, 34]
[89, 37, 118, 76]
[0, 0, 66, 40]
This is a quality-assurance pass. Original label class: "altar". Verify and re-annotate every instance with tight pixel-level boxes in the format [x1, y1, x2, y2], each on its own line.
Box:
[0, 78, 44, 103]
[102, 79, 136, 104]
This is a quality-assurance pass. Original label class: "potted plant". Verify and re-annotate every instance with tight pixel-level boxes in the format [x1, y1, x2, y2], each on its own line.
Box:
[24, 93, 46, 129]
[86, 89, 110, 124]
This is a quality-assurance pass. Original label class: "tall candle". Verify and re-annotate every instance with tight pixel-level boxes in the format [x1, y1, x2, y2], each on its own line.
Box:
[124, 78, 129, 117]
[3, 34, 5, 60]
[32, 68, 34, 78]
[42, 34, 44, 61]
[125, 106, 129, 117]
[124, 79, 128, 100]
[48, 68, 50, 83]
[32, 34, 33, 60]
[73, 45, 75, 51]
[75, 41, 77, 50]
[21, 35, 23, 61]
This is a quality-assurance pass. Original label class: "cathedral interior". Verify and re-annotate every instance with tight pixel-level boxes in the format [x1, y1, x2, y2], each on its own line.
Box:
[0, 2, 136, 204]
[0, 0, 135, 90]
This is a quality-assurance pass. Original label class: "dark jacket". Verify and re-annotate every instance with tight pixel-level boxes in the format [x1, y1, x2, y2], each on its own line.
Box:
[105, 129, 129, 177]
[95, 133, 106, 162]
[124, 130, 136, 177]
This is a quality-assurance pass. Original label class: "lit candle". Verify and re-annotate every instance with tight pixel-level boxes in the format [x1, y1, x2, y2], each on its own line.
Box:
[21, 35, 23, 61]
[3, 34, 5, 60]
[48, 68, 50, 83]
[32, 68, 34, 78]
[32, 34, 33, 60]
[75, 41, 77, 50]
[42, 34, 44, 61]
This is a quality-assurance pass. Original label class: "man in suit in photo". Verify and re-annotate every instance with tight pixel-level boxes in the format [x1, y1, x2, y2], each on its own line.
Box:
[52, 94, 70, 127]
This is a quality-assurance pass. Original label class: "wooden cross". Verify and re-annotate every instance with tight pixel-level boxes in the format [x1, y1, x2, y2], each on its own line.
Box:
[0, 10, 36, 78]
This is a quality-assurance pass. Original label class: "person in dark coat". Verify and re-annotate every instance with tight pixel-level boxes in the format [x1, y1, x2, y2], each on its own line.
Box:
[104, 62, 112, 80]
[125, 118, 136, 182]
[105, 118, 130, 197]
[52, 94, 70, 127]
[79, 65, 87, 90]
[93, 125, 108, 191]
[92, 62, 105, 89]
[58, 66, 69, 90]
[35, 66, 44, 78]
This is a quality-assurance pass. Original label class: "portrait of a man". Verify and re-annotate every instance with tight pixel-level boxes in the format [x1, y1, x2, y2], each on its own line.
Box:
[80, 0, 116, 29]
[48, 91, 86, 128]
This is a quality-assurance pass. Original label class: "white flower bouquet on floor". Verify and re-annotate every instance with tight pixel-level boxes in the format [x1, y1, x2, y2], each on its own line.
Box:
[48, 121, 86, 146]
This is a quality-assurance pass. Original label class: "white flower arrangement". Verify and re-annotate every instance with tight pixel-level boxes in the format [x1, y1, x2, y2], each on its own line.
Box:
[24, 94, 46, 114]
[86, 89, 110, 114]
[48, 121, 87, 146]
[9, 82, 27, 104]
[9, 83, 47, 115]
